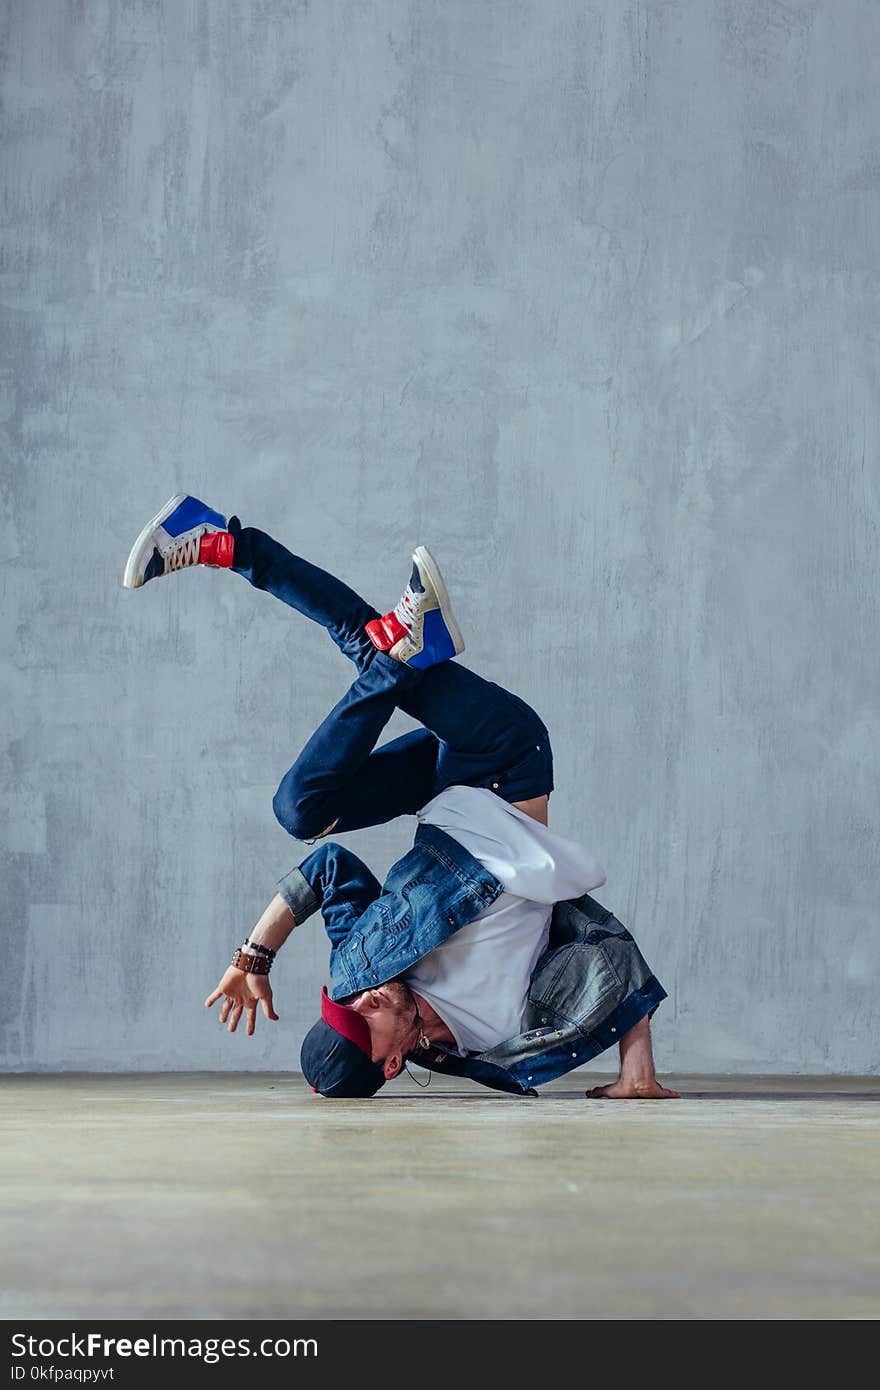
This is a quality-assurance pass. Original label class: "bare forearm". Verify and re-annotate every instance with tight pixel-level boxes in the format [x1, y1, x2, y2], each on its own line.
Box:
[245, 893, 297, 954]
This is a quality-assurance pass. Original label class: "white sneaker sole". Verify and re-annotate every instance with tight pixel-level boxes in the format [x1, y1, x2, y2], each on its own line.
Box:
[122, 493, 187, 589]
[413, 545, 465, 656]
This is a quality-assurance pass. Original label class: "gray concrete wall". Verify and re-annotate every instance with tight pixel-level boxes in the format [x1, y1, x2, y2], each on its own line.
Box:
[2, 0, 877, 1074]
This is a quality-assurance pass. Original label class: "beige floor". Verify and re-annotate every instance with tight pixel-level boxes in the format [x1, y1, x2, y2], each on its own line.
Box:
[1, 1072, 878, 1320]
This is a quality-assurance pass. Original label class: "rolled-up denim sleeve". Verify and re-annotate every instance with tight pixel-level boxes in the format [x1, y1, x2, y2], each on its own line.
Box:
[276, 863, 321, 924]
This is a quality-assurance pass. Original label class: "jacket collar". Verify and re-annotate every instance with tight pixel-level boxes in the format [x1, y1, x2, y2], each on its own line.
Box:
[408, 1043, 538, 1097]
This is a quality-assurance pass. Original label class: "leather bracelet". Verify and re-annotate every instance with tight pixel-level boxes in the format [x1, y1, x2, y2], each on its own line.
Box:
[232, 947, 272, 976]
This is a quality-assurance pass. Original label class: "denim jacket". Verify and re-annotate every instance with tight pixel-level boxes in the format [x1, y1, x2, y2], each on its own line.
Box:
[279, 823, 667, 1097]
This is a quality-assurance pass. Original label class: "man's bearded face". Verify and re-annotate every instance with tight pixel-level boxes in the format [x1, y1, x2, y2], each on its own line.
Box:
[346, 982, 418, 1069]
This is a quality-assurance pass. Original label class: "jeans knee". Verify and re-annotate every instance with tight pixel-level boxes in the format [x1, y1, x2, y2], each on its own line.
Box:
[273, 780, 335, 843]
[272, 784, 310, 841]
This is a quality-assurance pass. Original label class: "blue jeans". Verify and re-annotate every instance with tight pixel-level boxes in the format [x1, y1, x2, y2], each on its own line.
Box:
[230, 519, 554, 842]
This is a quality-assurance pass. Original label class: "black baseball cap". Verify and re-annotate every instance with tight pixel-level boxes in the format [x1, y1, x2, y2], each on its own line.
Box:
[300, 987, 387, 1098]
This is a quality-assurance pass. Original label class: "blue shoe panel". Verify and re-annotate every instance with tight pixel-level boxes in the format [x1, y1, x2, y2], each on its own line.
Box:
[408, 607, 456, 669]
[163, 496, 226, 537]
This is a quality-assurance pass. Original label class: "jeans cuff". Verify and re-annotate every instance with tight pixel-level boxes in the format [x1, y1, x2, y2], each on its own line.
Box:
[276, 865, 321, 925]
[369, 646, 424, 685]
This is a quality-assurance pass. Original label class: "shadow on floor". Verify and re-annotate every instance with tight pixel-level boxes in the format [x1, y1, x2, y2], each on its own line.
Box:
[379, 1087, 880, 1103]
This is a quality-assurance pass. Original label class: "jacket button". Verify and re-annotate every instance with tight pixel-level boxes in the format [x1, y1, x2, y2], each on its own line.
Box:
[571, 1052, 577, 1058]
[491, 782, 499, 790]
[610, 1027, 616, 1033]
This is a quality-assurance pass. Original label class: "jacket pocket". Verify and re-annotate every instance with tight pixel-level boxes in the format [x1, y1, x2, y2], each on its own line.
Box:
[357, 906, 413, 970]
[527, 940, 624, 1030]
[355, 933, 371, 970]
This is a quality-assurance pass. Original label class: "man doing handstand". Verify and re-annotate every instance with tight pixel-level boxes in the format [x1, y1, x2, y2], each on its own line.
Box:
[123, 495, 678, 1101]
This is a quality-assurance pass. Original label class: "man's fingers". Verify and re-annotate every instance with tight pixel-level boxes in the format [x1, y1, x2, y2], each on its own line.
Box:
[206, 979, 273, 1035]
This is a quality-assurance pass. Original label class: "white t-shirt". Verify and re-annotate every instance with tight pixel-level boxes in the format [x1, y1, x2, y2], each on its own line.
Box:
[402, 785, 605, 1053]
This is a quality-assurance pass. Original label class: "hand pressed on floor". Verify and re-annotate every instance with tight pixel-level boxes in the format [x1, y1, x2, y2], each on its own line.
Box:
[583, 1016, 680, 1099]
[205, 965, 279, 1037]
[585, 1079, 681, 1100]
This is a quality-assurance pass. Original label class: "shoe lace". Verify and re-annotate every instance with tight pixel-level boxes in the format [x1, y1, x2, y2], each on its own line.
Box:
[393, 584, 418, 629]
[162, 533, 201, 572]
[392, 581, 414, 631]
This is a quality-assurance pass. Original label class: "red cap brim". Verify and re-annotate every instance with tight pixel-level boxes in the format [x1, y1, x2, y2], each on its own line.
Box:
[320, 986, 373, 1057]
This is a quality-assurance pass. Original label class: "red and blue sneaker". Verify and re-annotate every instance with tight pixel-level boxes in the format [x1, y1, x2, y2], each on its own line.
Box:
[365, 546, 465, 670]
[122, 494, 234, 589]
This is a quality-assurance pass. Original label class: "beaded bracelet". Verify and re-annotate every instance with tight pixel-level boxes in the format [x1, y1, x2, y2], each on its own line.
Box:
[244, 937, 276, 960]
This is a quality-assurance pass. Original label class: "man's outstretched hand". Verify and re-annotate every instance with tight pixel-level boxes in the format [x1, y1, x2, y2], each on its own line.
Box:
[205, 966, 279, 1037]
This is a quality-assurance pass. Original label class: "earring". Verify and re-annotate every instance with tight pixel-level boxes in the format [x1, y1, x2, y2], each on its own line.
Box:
[413, 1003, 430, 1051]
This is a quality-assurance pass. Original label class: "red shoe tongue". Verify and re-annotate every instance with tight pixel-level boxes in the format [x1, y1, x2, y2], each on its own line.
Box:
[198, 531, 235, 567]
[365, 611, 409, 651]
